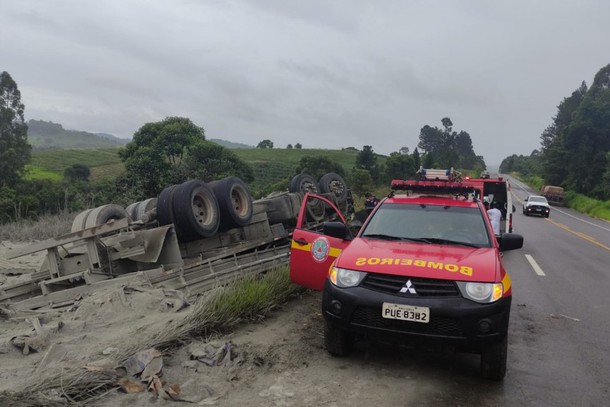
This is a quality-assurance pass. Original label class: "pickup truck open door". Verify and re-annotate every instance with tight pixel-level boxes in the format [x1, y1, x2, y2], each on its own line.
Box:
[289, 193, 351, 291]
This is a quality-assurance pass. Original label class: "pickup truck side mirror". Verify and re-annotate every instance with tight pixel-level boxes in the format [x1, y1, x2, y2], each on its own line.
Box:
[497, 233, 524, 251]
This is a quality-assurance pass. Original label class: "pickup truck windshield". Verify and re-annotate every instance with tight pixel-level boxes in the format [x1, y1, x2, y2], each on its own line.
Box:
[361, 203, 492, 248]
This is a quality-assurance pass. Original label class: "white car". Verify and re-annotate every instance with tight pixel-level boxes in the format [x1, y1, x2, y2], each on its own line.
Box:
[522, 195, 550, 218]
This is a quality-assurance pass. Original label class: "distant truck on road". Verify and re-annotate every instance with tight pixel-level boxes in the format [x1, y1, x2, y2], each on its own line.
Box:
[540, 185, 565, 206]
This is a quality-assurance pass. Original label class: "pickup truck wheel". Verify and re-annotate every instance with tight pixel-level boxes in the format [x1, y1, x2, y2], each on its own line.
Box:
[209, 177, 253, 229]
[318, 172, 348, 203]
[84, 204, 129, 229]
[324, 319, 353, 356]
[480, 335, 507, 381]
[173, 180, 220, 240]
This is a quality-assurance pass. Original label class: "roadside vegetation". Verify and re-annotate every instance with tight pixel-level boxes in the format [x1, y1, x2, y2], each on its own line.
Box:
[500, 63, 610, 203]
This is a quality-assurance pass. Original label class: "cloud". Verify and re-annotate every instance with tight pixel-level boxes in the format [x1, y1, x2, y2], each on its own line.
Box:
[2, 0, 610, 164]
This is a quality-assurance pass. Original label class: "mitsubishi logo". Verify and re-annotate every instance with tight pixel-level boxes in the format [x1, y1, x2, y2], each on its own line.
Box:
[399, 280, 417, 294]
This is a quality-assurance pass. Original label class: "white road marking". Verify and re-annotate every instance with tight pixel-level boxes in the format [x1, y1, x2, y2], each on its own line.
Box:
[525, 254, 546, 276]
[551, 207, 610, 232]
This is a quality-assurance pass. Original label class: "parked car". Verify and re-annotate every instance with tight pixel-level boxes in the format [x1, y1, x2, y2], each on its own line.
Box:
[522, 195, 550, 218]
[290, 177, 524, 380]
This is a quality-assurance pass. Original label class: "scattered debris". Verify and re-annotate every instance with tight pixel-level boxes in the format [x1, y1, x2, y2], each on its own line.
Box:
[189, 341, 234, 367]
[10, 319, 64, 355]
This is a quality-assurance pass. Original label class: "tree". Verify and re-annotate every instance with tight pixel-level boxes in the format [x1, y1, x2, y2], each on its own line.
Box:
[286, 144, 293, 149]
[417, 118, 482, 169]
[119, 117, 252, 199]
[384, 151, 416, 182]
[295, 143, 302, 149]
[180, 140, 254, 183]
[0, 71, 31, 187]
[355, 145, 380, 182]
[257, 139, 274, 149]
[64, 164, 91, 181]
[535, 66, 610, 198]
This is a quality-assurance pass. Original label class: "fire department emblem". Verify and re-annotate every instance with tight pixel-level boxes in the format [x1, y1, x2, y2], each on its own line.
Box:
[311, 237, 330, 263]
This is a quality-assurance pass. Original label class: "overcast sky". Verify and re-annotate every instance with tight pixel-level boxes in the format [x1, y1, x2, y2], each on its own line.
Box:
[2, 0, 609, 165]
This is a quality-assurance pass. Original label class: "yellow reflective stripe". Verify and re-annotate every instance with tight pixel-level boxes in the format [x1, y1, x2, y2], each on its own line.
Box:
[329, 247, 342, 257]
[290, 239, 342, 257]
[291, 240, 311, 252]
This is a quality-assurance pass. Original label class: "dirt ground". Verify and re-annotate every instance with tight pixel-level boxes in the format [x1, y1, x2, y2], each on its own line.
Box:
[1, 241, 486, 407]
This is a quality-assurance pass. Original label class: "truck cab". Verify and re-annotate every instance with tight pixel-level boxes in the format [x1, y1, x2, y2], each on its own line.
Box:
[468, 176, 515, 233]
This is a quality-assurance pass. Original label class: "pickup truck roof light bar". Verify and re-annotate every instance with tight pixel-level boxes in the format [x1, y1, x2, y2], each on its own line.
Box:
[391, 179, 476, 195]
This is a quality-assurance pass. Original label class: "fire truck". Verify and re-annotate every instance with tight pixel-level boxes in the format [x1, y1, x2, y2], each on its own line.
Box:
[290, 170, 524, 380]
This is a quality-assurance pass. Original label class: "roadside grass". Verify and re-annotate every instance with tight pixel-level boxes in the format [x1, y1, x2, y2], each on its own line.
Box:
[0, 265, 304, 406]
[565, 191, 610, 221]
[0, 212, 74, 241]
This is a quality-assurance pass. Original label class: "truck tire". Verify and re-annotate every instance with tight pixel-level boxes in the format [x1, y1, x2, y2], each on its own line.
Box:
[135, 197, 157, 222]
[157, 184, 179, 226]
[289, 174, 318, 195]
[172, 180, 220, 241]
[84, 204, 129, 229]
[318, 172, 348, 204]
[324, 319, 353, 357]
[125, 202, 139, 222]
[480, 335, 508, 381]
[71, 208, 93, 232]
[208, 177, 253, 229]
[290, 174, 324, 220]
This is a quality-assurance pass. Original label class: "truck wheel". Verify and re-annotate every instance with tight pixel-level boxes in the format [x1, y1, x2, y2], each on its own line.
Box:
[172, 180, 220, 241]
[480, 335, 507, 381]
[208, 177, 253, 229]
[318, 172, 348, 203]
[157, 184, 179, 226]
[324, 319, 353, 357]
[84, 204, 129, 229]
[135, 197, 157, 222]
[71, 208, 93, 232]
[290, 174, 324, 220]
[125, 202, 139, 222]
[289, 174, 318, 195]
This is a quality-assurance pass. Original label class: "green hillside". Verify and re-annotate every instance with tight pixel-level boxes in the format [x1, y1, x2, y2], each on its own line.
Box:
[30, 148, 124, 180]
[28, 120, 128, 149]
[29, 147, 371, 187]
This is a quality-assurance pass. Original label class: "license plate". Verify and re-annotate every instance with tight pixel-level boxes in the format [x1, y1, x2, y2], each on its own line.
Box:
[382, 302, 430, 323]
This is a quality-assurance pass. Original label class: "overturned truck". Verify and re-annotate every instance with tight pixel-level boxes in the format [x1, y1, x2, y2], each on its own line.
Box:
[0, 173, 352, 315]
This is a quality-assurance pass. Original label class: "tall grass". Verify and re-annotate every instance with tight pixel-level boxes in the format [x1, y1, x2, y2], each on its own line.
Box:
[565, 192, 610, 221]
[0, 212, 74, 241]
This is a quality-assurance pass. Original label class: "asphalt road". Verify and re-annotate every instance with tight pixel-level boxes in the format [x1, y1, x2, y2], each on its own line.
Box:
[491, 175, 610, 406]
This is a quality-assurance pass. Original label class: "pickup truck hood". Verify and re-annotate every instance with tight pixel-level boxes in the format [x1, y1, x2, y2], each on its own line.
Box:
[336, 238, 500, 282]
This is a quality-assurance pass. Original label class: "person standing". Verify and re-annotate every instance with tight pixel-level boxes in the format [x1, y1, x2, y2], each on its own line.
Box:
[487, 202, 502, 235]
